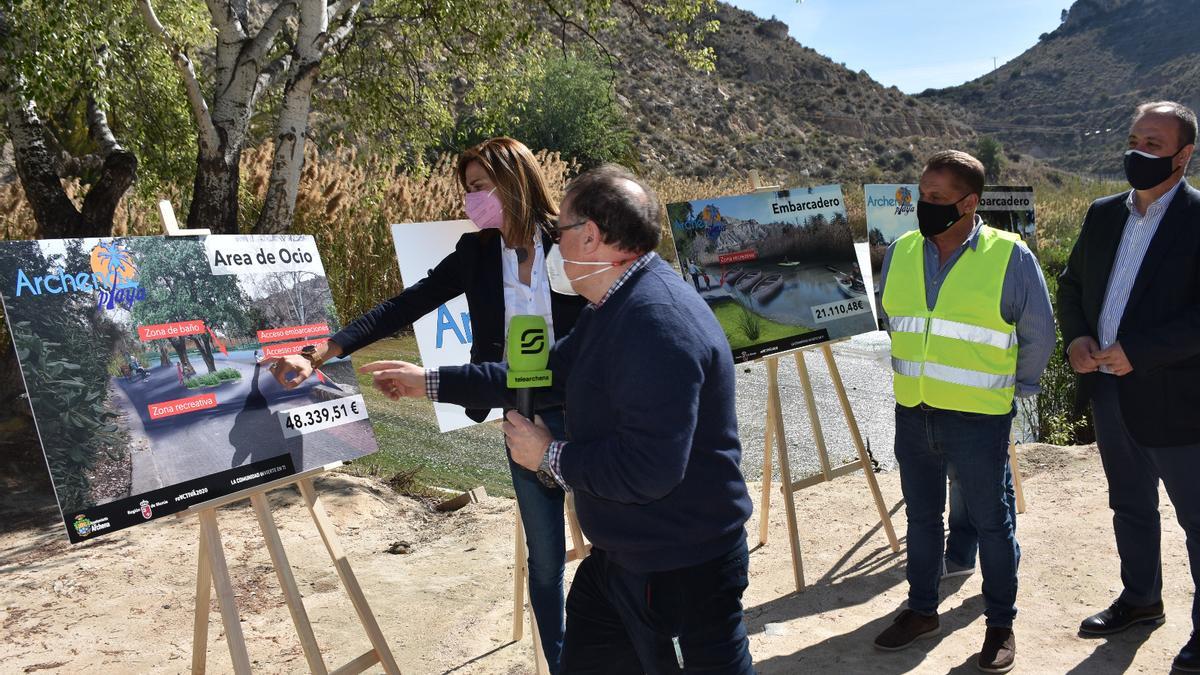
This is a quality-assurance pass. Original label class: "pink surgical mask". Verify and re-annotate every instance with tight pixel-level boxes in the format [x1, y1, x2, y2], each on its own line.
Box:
[464, 189, 504, 230]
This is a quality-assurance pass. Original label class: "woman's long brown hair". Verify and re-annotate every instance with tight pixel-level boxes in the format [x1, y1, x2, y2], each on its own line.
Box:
[457, 137, 557, 246]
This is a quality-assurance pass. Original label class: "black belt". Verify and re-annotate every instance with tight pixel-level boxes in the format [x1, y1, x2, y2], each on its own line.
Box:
[906, 402, 1014, 416]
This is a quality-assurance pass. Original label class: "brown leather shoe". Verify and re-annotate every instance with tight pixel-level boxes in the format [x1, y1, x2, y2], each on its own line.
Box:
[977, 626, 1016, 673]
[874, 609, 939, 651]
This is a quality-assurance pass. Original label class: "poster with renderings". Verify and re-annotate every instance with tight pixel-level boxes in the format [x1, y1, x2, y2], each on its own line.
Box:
[865, 183, 1037, 258]
[666, 185, 876, 362]
[0, 235, 379, 543]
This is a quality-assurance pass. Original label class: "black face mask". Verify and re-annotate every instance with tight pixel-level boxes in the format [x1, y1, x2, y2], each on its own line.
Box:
[916, 194, 970, 238]
[1124, 148, 1184, 191]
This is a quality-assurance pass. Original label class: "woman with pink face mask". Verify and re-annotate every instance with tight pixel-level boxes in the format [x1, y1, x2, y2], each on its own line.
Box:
[270, 137, 585, 672]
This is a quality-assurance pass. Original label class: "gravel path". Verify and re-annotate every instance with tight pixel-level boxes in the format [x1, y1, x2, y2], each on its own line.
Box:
[735, 329, 1038, 483]
[734, 331, 897, 481]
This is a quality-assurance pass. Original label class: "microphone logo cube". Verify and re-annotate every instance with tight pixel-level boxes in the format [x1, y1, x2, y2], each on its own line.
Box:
[519, 327, 546, 355]
[507, 315, 552, 389]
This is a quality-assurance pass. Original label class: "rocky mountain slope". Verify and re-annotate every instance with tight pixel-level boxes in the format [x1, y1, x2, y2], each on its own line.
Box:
[594, 3, 984, 183]
[923, 0, 1200, 176]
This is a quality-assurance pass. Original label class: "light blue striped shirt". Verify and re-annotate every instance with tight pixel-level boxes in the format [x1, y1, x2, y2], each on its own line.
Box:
[1096, 180, 1184, 373]
[878, 216, 1057, 397]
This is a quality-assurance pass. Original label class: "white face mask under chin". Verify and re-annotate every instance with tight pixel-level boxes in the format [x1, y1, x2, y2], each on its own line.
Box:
[545, 244, 618, 296]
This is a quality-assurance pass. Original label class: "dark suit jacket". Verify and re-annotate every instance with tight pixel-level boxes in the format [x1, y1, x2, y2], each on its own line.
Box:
[1057, 180, 1200, 447]
[331, 229, 587, 422]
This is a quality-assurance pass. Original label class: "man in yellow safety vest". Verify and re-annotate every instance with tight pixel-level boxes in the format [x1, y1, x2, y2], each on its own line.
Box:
[873, 150, 1055, 673]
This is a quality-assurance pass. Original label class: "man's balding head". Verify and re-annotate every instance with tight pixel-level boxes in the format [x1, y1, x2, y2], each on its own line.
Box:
[1131, 100, 1197, 151]
[562, 165, 662, 254]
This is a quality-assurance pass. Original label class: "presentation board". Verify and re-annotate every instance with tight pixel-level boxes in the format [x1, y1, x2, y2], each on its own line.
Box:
[865, 183, 1038, 251]
[978, 186, 1038, 253]
[666, 185, 876, 362]
[865, 184, 1038, 315]
[0, 235, 379, 542]
[390, 221, 502, 432]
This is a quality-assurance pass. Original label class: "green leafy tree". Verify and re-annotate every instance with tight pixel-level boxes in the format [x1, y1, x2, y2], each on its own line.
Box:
[976, 136, 1006, 182]
[128, 238, 252, 373]
[4, 0, 717, 238]
[507, 55, 636, 168]
[0, 1, 199, 236]
[134, 0, 718, 234]
[0, 3, 198, 439]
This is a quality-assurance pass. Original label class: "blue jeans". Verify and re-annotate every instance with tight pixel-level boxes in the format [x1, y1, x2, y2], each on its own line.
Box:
[562, 541, 753, 674]
[946, 460, 1016, 568]
[510, 407, 568, 674]
[894, 403, 1020, 627]
[1091, 375, 1200, 629]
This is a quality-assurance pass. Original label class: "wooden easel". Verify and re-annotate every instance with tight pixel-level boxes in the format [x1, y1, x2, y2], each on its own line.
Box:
[757, 344, 901, 592]
[185, 465, 400, 675]
[512, 492, 591, 675]
[746, 174, 899, 593]
[1010, 431, 1027, 513]
[162, 203, 400, 674]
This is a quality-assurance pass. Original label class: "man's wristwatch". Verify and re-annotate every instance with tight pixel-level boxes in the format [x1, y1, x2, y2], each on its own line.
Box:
[535, 448, 559, 489]
[299, 344, 324, 369]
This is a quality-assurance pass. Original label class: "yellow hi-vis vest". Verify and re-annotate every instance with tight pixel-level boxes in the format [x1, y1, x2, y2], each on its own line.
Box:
[881, 226, 1020, 415]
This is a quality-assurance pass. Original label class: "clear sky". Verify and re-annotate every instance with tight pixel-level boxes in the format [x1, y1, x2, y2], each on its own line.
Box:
[727, 0, 1067, 93]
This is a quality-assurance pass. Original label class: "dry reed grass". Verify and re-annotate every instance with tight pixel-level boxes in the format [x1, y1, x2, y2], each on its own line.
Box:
[0, 145, 1116, 321]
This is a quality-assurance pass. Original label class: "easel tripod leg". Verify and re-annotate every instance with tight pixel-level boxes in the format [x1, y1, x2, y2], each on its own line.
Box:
[513, 507, 528, 641]
[1009, 429, 1027, 514]
[529, 601, 550, 675]
[820, 345, 900, 552]
[768, 357, 806, 592]
[193, 516, 213, 675]
[565, 493, 588, 561]
[297, 478, 401, 674]
[793, 351, 833, 480]
[198, 509, 252, 675]
[758, 391, 776, 547]
[251, 493, 328, 675]
[513, 502, 554, 673]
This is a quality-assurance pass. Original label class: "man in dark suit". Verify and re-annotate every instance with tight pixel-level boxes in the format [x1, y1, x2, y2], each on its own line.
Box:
[1058, 100, 1200, 672]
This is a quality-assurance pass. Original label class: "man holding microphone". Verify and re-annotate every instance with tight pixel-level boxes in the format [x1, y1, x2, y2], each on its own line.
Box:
[362, 164, 755, 674]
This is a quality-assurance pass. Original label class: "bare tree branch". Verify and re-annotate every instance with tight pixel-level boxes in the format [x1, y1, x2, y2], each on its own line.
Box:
[1, 88, 88, 237]
[86, 95, 123, 156]
[244, 0, 298, 67]
[137, 0, 220, 153]
[616, 0, 660, 35]
[320, 1, 370, 54]
[252, 53, 294, 103]
[39, 119, 69, 174]
[228, 0, 250, 30]
[59, 153, 105, 178]
[81, 145, 137, 229]
[326, 0, 363, 27]
[205, 0, 248, 41]
[540, 0, 619, 69]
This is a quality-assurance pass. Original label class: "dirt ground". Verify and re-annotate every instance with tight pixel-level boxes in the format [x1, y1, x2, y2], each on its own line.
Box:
[1, 443, 1194, 674]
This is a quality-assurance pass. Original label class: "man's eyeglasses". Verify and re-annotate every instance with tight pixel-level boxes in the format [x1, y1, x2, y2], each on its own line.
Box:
[550, 219, 587, 244]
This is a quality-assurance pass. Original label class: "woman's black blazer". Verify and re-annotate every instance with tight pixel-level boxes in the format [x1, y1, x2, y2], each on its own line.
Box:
[330, 229, 587, 422]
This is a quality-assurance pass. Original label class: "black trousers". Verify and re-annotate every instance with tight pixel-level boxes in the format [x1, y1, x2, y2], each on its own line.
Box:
[562, 540, 753, 674]
[1092, 375, 1200, 629]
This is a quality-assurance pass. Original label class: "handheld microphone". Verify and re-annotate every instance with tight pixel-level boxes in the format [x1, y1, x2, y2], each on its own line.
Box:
[506, 315, 553, 421]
